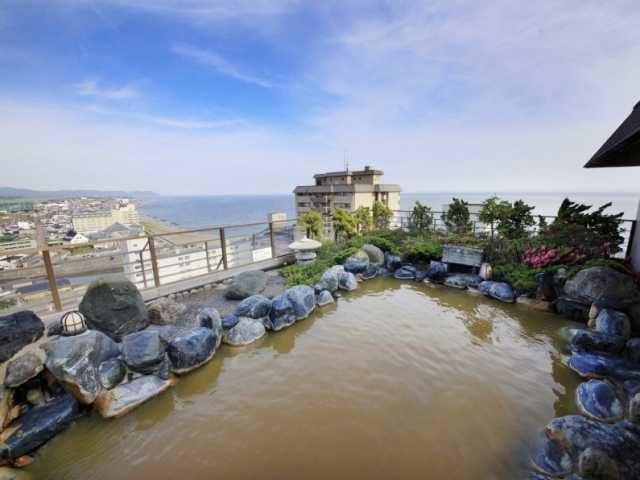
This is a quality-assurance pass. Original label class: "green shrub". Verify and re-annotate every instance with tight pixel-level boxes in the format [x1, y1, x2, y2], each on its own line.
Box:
[492, 262, 539, 291]
[402, 237, 443, 265]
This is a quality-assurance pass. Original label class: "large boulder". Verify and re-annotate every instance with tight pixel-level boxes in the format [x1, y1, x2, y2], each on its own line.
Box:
[0, 311, 44, 363]
[224, 270, 268, 300]
[425, 261, 447, 282]
[222, 314, 239, 330]
[362, 244, 385, 266]
[564, 267, 640, 307]
[444, 273, 483, 290]
[338, 271, 358, 291]
[555, 297, 591, 322]
[44, 330, 120, 404]
[195, 307, 222, 335]
[627, 338, 640, 365]
[570, 329, 625, 354]
[223, 318, 266, 346]
[595, 309, 631, 340]
[0, 395, 79, 463]
[568, 351, 640, 382]
[95, 375, 175, 419]
[316, 266, 343, 293]
[343, 251, 369, 274]
[147, 297, 185, 326]
[121, 330, 167, 375]
[286, 285, 316, 320]
[478, 281, 515, 303]
[317, 290, 334, 307]
[4, 352, 44, 388]
[234, 295, 272, 319]
[79, 277, 148, 341]
[168, 327, 217, 374]
[576, 380, 624, 423]
[384, 252, 402, 271]
[361, 265, 378, 280]
[268, 294, 297, 331]
[529, 431, 572, 477]
[98, 358, 126, 390]
[394, 266, 416, 280]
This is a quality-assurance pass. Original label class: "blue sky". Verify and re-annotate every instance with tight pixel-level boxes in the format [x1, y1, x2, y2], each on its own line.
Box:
[1, 0, 640, 194]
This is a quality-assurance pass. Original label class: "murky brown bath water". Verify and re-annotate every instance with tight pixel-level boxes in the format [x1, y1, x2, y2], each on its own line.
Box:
[27, 279, 580, 480]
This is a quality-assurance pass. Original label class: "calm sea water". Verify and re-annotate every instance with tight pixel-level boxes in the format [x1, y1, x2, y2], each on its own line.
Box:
[140, 193, 639, 228]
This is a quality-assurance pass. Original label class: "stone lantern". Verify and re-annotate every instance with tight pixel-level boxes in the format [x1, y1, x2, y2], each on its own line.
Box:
[288, 237, 322, 264]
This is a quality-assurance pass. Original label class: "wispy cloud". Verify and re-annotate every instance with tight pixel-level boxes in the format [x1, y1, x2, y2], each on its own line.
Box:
[73, 79, 141, 100]
[172, 44, 274, 88]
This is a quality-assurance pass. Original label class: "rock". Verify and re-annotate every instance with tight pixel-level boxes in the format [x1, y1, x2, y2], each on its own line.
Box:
[223, 318, 266, 346]
[530, 431, 572, 477]
[555, 297, 590, 322]
[44, 330, 120, 404]
[627, 338, 640, 365]
[578, 447, 619, 480]
[394, 266, 416, 280]
[46, 321, 64, 337]
[286, 285, 316, 320]
[444, 273, 483, 290]
[564, 267, 640, 307]
[196, 307, 222, 334]
[425, 261, 447, 282]
[384, 252, 402, 271]
[147, 297, 185, 326]
[317, 290, 334, 307]
[268, 294, 297, 331]
[168, 327, 217, 374]
[0, 311, 44, 363]
[234, 295, 272, 319]
[343, 252, 369, 274]
[4, 353, 44, 388]
[122, 330, 166, 375]
[145, 324, 184, 344]
[568, 351, 640, 382]
[222, 314, 239, 330]
[0, 395, 78, 462]
[316, 266, 343, 293]
[362, 244, 385, 266]
[224, 270, 268, 300]
[338, 271, 358, 291]
[627, 303, 640, 336]
[516, 296, 553, 312]
[595, 309, 631, 340]
[98, 358, 125, 390]
[570, 329, 625, 354]
[478, 281, 515, 303]
[360, 265, 378, 280]
[95, 375, 175, 418]
[0, 386, 13, 428]
[576, 380, 624, 423]
[535, 271, 558, 302]
[630, 393, 640, 423]
[79, 277, 148, 341]
[25, 389, 44, 407]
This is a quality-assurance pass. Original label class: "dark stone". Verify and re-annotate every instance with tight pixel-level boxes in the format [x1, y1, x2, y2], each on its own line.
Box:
[168, 327, 217, 374]
[196, 307, 222, 334]
[338, 271, 358, 291]
[576, 380, 624, 423]
[444, 273, 483, 290]
[361, 265, 378, 280]
[530, 431, 572, 477]
[222, 314, 239, 330]
[555, 297, 590, 322]
[4, 353, 44, 388]
[317, 290, 334, 307]
[478, 281, 515, 303]
[286, 285, 316, 320]
[595, 309, 631, 340]
[377, 267, 392, 277]
[47, 321, 64, 337]
[630, 393, 640, 424]
[268, 294, 297, 331]
[145, 324, 184, 344]
[0, 395, 78, 463]
[0, 311, 44, 363]
[223, 318, 266, 346]
[79, 277, 148, 341]
[627, 338, 640, 365]
[564, 267, 640, 307]
[394, 266, 416, 280]
[98, 358, 125, 390]
[535, 271, 558, 301]
[570, 329, 625, 354]
[147, 297, 185, 326]
[224, 270, 268, 300]
[362, 244, 385, 266]
[344, 256, 369, 274]
[568, 351, 640, 382]
[415, 270, 428, 282]
[425, 261, 447, 282]
[384, 252, 402, 271]
[44, 330, 120, 404]
[121, 330, 166, 375]
[578, 447, 619, 480]
[234, 295, 272, 319]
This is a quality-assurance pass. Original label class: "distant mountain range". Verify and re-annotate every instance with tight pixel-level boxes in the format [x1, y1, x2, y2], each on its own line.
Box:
[0, 186, 158, 199]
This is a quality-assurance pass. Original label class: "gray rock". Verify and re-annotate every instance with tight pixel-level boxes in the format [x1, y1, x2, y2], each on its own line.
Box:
[555, 297, 591, 322]
[95, 375, 174, 418]
[79, 277, 149, 341]
[0, 395, 79, 462]
[44, 330, 120, 404]
[444, 273, 483, 290]
[595, 309, 631, 340]
[630, 393, 640, 423]
[478, 281, 515, 303]
[317, 290, 334, 307]
[564, 267, 640, 307]
[343, 251, 369, 274]
[224, 270, 268, 300]
[384, 252, 402, 271]
[627, 338, 640, 365]
[222, 314, 239, 330]
[576, 380, 624, 423]
[145, 324, 184, 344]
[4, 352, 44, 388]
[168, 327, 218, 374]
[234, 295, 272, 319]
[317, 266, 343, 293]
[578, 448, 619, 480]
[98, 358, 126, 390]
[196, 307, 222, 335]
[361, 265, 378, 280]
[122, 330, 166, 375]
[570, 329, 625, 354]
[394, 266, 416, 280]
[362, 244, 385, 266]
[425, 261, 447, 282]
[268, 294, 297, 331]
[338, 271, 358, 291]
[147, 297, 185, 326]
[223, 318, 266, 346]
[286, 285, 316, 320]
[0, 311, 44, 363]
[530, 431, 572, 477]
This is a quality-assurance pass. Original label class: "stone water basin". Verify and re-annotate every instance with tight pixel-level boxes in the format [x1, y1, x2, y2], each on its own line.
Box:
[27, 278, 581, 480]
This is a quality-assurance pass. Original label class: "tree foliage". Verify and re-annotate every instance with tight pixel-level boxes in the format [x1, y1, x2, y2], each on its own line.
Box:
[333, 208, 356, 242]
[298, 210, 323, 238]
[372, 201, 393, 230]
[408, 201, 433, 235]
[442, 198, 472, 234]
[496, 200, 535, 239]
[353, 206, 372, 234]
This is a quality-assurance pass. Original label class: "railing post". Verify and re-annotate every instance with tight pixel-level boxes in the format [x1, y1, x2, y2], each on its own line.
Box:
[204, 241, 212, 272]
[139, 250, 148, 289]
[219, 228, 228, 269]
[269, 222, 277, 258]
[147, 235, 161, 287]
[42, 249, 62, 312]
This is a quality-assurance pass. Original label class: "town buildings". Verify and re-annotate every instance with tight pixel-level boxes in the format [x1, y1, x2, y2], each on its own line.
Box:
[72, 204, 140, 234]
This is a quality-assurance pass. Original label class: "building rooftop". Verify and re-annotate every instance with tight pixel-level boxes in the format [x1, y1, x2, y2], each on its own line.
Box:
[585, 100, 640, 168]
[313, 166, 383, 178]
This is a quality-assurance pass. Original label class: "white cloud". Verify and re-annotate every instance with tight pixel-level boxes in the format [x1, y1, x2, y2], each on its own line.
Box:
[73, 79, 141, 100]
[172, 44, 274, 88]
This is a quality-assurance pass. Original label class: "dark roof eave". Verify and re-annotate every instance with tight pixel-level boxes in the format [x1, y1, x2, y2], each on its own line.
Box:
[585, 102, 640, 168]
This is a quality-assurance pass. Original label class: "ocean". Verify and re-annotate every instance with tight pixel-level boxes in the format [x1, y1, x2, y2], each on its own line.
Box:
[139, 192, 639, 229]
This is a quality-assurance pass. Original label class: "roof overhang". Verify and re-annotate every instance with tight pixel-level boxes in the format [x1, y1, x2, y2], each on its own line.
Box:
[585, 101, 640, 168]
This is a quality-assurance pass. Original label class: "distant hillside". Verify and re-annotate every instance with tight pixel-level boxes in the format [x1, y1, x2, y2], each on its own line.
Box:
[0, 187, 159, 199]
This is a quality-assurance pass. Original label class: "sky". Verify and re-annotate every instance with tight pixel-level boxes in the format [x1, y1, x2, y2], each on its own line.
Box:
[1, 0, 640, 195]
